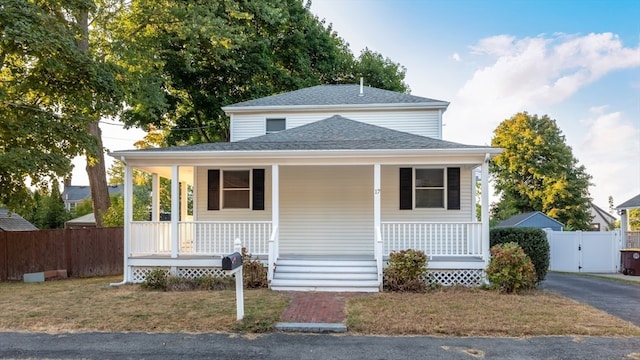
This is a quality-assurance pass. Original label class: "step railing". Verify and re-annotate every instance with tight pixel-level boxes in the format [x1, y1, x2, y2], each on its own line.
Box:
[381, 222, 482, 257]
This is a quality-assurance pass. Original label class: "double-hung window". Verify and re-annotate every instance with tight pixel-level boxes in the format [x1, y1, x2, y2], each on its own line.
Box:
[208, 169, 265, 210]
[415, 169, 445, 208]
[400, 167, 460, 210]
[222, 171, 250, 209]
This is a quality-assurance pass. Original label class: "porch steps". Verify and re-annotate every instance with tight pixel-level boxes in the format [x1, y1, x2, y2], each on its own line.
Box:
[271, 258, 379, 292]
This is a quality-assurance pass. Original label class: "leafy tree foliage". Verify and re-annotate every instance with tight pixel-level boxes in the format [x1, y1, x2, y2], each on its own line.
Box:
[490, 112, 592, 230]
[0, 0, 125, 223]
[112, 0, 409, 145]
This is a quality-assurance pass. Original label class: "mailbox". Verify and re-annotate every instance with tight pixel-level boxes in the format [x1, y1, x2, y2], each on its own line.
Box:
[222, 252, 243, 271]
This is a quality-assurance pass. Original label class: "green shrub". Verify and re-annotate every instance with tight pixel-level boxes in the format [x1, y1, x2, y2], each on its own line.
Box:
[383, 249, 428, 292]
[486, 242, 537, 293]
[166, 275, 199, 291]
[490, 227, 550, 283]
[242, 247, 268, 289]
[142, 268, 169, 290]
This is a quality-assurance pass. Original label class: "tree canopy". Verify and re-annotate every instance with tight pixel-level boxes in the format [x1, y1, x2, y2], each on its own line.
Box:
[490, 112, 593, 230]
[1, 0, 409, 219]
[113, 0, 409, 145]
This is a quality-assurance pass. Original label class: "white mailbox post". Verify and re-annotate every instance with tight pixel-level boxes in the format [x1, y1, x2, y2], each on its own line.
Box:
[223, 238, 244, 321]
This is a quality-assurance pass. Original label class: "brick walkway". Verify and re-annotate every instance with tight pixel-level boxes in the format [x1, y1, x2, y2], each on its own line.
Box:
[279, 292, 367, 323]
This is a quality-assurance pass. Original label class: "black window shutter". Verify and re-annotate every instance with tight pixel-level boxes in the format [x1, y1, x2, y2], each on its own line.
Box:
[252, 169, 265, 210]
[208, 170, 220, 210]
[399, 168, 412, 210]
[447, 167, 461, 210]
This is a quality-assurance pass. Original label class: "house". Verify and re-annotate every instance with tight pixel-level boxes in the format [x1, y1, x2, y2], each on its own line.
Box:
[110, 84, 501, 291]
[588, 202, 617, 231]
[0, 209, 38, 231]
[617, 194, 640, 248]
[62, 185, 123, 212]
[495, 211, 564, 231]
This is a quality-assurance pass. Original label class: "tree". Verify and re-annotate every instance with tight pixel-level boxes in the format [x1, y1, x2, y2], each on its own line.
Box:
[490, 112, 593, 230]
[114, 0, 408, 145]
[1, 0, 125, 225]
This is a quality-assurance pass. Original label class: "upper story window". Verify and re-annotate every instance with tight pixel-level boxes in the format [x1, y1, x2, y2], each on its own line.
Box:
[266, 118, 286, 134]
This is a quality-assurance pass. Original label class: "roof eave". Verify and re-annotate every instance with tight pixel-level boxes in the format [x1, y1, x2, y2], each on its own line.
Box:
[222, 102, 450, 114]
[110, 147, 502, 161]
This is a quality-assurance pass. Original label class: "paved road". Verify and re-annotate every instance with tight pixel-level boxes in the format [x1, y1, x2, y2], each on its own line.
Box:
[542, 272, 640, 326]
[1, 332, 639, 360]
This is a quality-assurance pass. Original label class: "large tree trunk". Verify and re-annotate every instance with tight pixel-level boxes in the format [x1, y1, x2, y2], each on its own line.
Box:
[77, 9, 110, 227]
[86, 122, 111, 227]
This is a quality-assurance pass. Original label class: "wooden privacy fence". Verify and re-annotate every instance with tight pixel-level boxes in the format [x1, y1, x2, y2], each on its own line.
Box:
[0, 227, 123, 281]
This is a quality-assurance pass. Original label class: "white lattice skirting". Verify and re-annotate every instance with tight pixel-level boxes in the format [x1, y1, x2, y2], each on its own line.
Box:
[424, 269, 486, 287]
[131, 267, 228, 283]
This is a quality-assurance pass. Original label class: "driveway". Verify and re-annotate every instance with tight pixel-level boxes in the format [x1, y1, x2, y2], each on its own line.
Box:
[542, 272, 640, 326]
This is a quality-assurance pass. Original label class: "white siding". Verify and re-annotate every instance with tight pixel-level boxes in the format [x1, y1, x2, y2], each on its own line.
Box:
[230, 109, 442, 141]
[380, 165, 475, 223]
[195, 167, 272, 222]
[279, 166, 374, 256]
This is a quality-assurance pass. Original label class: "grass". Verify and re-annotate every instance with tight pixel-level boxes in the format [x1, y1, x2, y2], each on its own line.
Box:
[1, 276, 639, 336]
[0, 276, 288, 333]
[346, 287, 640, 337]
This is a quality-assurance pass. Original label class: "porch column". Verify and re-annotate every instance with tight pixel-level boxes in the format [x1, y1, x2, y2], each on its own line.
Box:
[151, 173, 160, 222]
[123, 162, 133, 282]
[272, 164, 279, 252]
[620, 210, 628, 247]
[481, 154, 490, 266]
[374, 164, 381, 230]
[180, 181, 187, 221]
[268, 164, 279, 283]
[171, 165, 179, 258]
[374, 164, 383, 289]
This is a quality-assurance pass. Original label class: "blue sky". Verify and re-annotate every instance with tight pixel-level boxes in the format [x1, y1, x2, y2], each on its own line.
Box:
[309, 0, 640, 210]
[79, 0, 639, 212]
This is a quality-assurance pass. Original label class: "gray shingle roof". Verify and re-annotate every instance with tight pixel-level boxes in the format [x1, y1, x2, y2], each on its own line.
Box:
[617, 194, 640, 210]
[129, 116, 491, 153]
[495, 211, 564, 228]
[223, 84, 448, 109]
[0, 209, 38, 231]
[62, 185, 123, 202]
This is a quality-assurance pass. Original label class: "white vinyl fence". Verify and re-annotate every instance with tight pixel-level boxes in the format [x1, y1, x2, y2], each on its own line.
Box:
[546, 229, 622, 273]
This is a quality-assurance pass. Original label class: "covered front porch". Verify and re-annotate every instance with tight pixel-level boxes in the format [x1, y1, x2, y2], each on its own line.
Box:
[119, 155, 494, 290]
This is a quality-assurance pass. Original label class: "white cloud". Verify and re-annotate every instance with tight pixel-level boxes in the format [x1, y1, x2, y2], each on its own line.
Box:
[577, 111, 640, 206]
[444, 32, 640, 145]
[451, 52, 461, 62]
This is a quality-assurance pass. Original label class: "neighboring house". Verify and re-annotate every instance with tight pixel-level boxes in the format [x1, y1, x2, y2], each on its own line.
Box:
[62, 185, 123, 211]
[0, 209, 38, 231]
[111, 84, 502, 291]
[495, 211, 564, 232]
[588, 202, 617, 231]
[64, 213, 98, 229]
[616, 194, 640, 248]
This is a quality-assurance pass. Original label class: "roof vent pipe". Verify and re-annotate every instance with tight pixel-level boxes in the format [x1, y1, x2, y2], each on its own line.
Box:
[359, 77, 364, 97]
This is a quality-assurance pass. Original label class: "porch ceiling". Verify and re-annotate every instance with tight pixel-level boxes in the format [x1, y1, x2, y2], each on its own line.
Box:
[134, 166, 194, 184]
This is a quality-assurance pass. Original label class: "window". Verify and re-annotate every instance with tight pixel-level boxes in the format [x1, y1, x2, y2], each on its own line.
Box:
[589, 223, 601, 231]
[400, 167, 460, 210]
[208, 169, 265, 211]
[266, 118, 286, 133]
[415, 169, 444, 208]
[223, 171, 250, 209]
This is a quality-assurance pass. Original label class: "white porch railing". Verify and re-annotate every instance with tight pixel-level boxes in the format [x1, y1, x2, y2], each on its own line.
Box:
[381, 222, 483, 257]
[130, 221, 271, 256]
